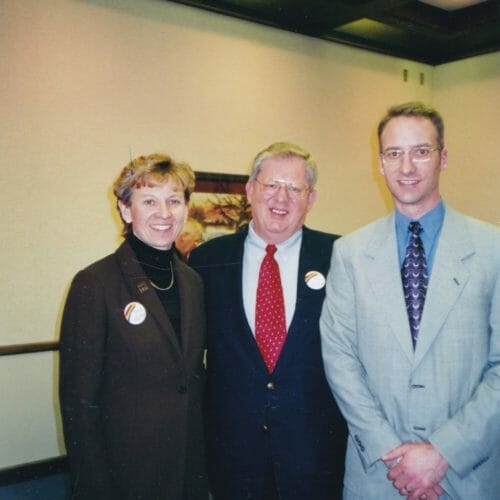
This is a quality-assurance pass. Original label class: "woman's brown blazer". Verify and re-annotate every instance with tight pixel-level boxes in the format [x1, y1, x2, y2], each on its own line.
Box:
[59, 241, 207, 500]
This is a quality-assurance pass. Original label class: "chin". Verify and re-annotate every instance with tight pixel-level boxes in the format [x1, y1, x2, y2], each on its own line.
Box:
[393, 192, 423, 205]
[153, 242, 173, 250]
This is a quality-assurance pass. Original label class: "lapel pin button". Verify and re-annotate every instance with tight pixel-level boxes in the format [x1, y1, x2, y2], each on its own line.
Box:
[124, 301, 147, 325]
[305, 270, 326, 290]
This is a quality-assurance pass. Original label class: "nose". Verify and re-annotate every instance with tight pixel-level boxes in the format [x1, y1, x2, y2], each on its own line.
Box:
[400, 153, 416, 174]
[274, 183, 290, 201]
[158, 202, 172, 218]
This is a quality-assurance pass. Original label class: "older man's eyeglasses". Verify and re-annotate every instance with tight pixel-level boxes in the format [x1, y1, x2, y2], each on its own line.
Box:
[254, 178, 310, 199]
[381, 146, 440, 165]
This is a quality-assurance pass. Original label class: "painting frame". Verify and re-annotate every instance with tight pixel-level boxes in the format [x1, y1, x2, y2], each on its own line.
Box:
[194, 171, 249, 196]
[174, 171, 252, 259]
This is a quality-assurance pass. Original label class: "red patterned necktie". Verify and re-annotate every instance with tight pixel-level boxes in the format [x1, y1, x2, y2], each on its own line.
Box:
[401, 221, 428, 348]
[255, 244, 287, 373]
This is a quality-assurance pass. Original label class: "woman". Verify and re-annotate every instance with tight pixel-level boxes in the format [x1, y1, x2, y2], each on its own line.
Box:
[59, 154, 208, 499]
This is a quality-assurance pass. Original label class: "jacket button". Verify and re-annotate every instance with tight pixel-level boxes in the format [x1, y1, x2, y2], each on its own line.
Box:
[262, 424, 269, 432]
[177, 385, 188, 394]
[266, 382, 275, 390]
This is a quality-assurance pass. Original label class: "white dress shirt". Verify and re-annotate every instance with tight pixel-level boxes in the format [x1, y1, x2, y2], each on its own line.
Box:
[242, 222, 302, 335]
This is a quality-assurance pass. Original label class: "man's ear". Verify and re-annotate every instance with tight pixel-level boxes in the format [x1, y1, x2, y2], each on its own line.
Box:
[246, 180, 254, 204]
[439, 148, 448, 172]
[307, 188, 318, 211]
[378, 155, 386, 177]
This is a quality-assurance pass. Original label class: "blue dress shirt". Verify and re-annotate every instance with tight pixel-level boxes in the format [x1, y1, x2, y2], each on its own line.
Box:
[395, 199, 445, 277]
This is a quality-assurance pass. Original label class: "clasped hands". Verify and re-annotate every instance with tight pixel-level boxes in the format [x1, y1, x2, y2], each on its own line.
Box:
[382, 442, 448, 500]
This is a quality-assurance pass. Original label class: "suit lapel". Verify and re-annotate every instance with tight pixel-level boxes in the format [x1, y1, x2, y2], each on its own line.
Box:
[365, 214, 415, 362]
[274, 228, 330, 373]
[175, 252, 202, 357]
[116, 242, 184, 362]
[241, 242, 268, 365]
[365, 209, 474, 367]
[220, 231, 266, 363]
[413, 208, 472, 366]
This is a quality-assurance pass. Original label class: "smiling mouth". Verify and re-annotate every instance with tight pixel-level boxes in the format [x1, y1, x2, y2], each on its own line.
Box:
[152, 224, 172, 230]
[271, 208, 287, 215]
[399, 179, 419, 185]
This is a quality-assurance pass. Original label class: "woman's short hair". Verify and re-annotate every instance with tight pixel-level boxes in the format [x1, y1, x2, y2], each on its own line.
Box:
[114, 153, 195, 206]
[113, 153, 195, 235]
[248, 142, 318, 188]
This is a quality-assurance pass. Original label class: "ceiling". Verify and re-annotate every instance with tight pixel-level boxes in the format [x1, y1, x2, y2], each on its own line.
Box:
[166, 0, 500, 65]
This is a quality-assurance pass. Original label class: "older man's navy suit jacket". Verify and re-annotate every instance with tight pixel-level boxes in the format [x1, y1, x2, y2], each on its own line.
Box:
[190, 226, 347, 500]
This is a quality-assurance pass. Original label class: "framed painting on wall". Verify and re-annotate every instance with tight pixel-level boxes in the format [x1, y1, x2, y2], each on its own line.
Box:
[175, 172, 252, 259]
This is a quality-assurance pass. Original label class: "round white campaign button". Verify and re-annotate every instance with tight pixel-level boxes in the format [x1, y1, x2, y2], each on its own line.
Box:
[123, 301, 147, 325]
[304, 270, 326, 290]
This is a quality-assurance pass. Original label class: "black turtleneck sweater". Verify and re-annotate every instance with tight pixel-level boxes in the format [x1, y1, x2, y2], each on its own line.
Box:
[127, 233, 182, 346]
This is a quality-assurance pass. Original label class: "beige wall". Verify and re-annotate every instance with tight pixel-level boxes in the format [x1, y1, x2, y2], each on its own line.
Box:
[0, 0, 498, 468]
[434, 54, 500, 225]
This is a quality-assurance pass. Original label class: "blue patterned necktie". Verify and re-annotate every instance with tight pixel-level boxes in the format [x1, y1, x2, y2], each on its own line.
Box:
[401, 222, 428, 348]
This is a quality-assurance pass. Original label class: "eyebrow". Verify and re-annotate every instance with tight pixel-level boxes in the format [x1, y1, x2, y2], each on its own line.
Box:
[384, 142, 432, 149]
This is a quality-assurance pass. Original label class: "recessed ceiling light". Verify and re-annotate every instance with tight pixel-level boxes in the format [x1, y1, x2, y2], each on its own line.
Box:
[419, 0, 487, 11]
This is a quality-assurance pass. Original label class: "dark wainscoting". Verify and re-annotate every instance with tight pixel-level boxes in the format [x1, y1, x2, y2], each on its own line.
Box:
[0, 341, 59, 356]
[0, 456, 68, 486]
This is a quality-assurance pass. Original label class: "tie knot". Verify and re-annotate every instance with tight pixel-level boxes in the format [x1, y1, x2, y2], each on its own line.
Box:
[409, 221, 423, 236]
[265, 244, 277, 257]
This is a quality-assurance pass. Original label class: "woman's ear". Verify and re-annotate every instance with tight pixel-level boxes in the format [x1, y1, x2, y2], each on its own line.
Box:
[118, 200, 132, 224]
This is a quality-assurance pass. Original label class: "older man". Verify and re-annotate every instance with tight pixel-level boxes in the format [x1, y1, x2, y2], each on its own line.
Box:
[190, 142, 347, 500]
[320, 102, 500, 500]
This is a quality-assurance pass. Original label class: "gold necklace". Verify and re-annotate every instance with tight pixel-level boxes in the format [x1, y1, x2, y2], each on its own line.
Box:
[149, 261, 174, 291]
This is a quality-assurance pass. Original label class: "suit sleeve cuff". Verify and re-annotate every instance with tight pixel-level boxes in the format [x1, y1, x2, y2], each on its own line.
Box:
[354, 429, 402, 470]
[430, 424, 481, 478]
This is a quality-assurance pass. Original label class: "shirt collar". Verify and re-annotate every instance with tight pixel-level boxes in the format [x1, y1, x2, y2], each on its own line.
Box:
[247, 220, 302, 252]
[395, 199, 445, 239]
